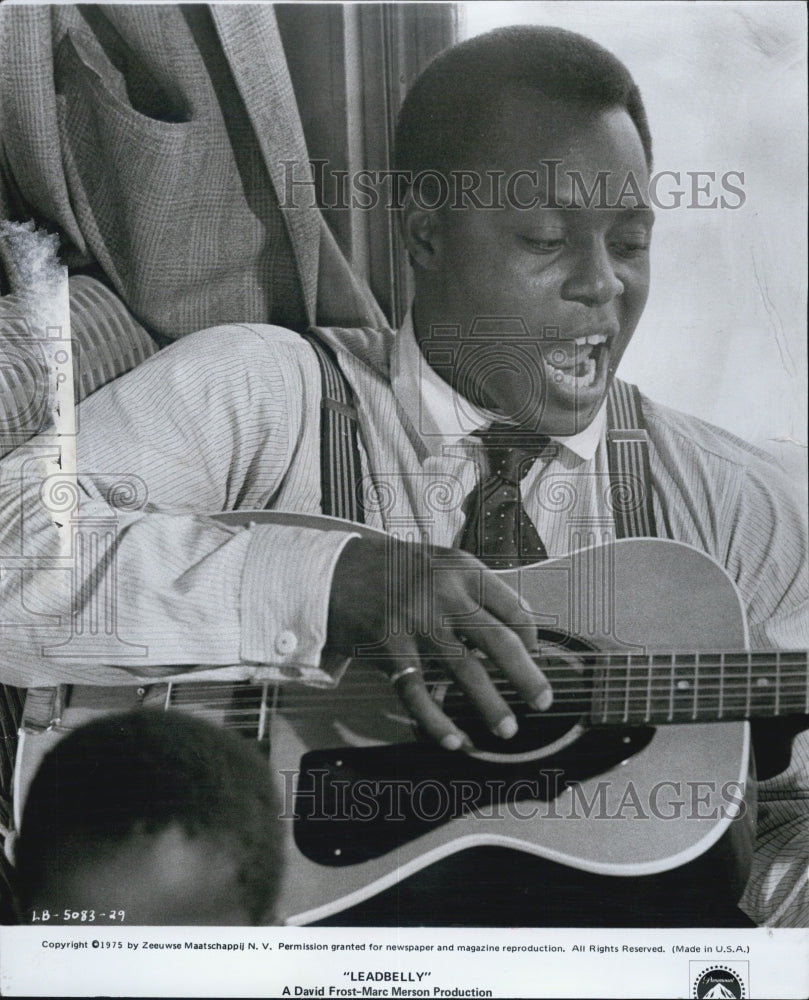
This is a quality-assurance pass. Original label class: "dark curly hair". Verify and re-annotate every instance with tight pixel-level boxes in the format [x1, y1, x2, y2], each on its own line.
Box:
[15, 708, 282, 924]
[395, 25, 652, 182]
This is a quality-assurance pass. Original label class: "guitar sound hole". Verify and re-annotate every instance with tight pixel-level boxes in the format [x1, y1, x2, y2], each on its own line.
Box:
[432, 632, 594, 756]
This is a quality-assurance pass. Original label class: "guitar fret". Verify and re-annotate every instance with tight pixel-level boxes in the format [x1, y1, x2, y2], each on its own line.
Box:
[775, 651, 780, 717]
[722, 654, 749, 718]
[752, 654, 779, 717]
[601, 656, 610, 725]
[667, 653, 675, 722]
[745, 654, 752, 718]
[257, 681, 270, 741]
[774, 653, 809, 714]
[702, 654, 721, 722]
[585, 649, 808, 728]
[646, 655, 668, 724]
[623, 654, 631, 724]
[672, 653, 697, 723]
[608, 655, 623, 725]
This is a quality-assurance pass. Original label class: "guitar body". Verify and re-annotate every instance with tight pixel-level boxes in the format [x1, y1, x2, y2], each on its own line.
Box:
[265, 535, 756, 925]
[12, 524, 760, 926]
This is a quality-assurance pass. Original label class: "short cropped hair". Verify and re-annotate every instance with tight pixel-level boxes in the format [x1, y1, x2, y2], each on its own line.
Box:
[15, 709, 282, 924]
[395, 25, 652, 180]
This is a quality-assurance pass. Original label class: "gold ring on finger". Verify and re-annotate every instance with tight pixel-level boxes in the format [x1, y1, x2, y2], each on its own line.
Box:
[389, 666, 420, 686]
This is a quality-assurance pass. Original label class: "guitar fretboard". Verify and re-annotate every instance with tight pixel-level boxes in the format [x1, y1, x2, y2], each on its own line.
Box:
[588, 650, 809, 726]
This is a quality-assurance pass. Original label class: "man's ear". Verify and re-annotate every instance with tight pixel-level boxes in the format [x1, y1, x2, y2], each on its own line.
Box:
[400, 201, 444, 271]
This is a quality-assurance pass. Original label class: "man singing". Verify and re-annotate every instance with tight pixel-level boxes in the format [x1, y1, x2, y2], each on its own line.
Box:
[0, 25, 806, 927]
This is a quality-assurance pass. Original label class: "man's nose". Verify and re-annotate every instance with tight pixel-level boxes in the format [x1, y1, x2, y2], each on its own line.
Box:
[560, 241, 623, 307]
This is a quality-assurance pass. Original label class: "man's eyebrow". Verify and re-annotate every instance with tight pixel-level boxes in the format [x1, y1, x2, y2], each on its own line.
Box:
[614, 206, 656, 225]
[523, 198, 656, 221]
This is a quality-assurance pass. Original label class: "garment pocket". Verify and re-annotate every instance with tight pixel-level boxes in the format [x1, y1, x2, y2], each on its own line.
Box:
[53, 29, 213, 334]
[55, 28, 198, 147]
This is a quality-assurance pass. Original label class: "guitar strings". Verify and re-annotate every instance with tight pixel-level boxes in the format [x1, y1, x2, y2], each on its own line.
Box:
[153, 653, 808, 731]
[159, 676, 809, 704]
[159, 680, 809, 707]
[160, 683, 807, 725]
[161, 668, 809, 699]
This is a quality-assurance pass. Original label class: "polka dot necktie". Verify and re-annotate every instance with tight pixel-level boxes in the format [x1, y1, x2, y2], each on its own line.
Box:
[458, 425, 551, 569]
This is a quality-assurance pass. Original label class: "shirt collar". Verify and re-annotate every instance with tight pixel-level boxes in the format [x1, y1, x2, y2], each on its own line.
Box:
[391, 311, 606, 461]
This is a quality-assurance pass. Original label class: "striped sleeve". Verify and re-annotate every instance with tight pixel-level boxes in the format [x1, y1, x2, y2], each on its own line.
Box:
[0, 324, 355, 686]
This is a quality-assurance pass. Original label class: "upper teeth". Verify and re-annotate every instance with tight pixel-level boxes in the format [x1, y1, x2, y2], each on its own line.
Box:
[573, 334, 607, 346]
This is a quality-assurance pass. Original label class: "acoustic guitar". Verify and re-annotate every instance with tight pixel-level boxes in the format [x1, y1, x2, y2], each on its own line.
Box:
[11, 512, 809, 925]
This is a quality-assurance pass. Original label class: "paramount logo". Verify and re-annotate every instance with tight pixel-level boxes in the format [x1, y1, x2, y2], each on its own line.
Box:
[701, 984, 738, 1000]
[691, 963, 747, 1000]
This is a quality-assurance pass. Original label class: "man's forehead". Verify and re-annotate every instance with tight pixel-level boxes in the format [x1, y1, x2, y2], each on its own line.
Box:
[432, 88, 651, 215]
[477, 87, 647, 169]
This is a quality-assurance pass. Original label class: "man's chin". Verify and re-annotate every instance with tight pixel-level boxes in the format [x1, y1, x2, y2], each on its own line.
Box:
[539, 379, 608, 436]
[486, 349, 614, 436]
[491, 382, 607, 437]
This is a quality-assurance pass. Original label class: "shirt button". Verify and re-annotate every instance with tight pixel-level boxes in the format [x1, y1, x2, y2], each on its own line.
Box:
[275, 630, 298, 656]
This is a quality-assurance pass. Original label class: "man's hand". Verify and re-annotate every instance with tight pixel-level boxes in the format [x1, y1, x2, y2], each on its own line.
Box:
[327, 535, 552, 750]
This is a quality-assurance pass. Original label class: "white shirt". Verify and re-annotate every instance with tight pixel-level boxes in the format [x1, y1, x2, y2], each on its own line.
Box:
[0, 319, 806, 924]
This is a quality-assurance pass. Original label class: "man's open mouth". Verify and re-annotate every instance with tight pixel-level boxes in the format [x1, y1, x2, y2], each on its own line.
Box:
[542, 333, 608, 390]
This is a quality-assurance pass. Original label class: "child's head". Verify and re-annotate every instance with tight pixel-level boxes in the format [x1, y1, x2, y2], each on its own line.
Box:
[15, 709, 283, 925]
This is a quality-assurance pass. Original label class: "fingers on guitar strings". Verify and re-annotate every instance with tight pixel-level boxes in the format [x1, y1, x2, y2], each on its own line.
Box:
[477, 571, 540, 653]
[392, 667, 471, 752]
[441, 647, 519, 740]
[456, 612, 553, 714]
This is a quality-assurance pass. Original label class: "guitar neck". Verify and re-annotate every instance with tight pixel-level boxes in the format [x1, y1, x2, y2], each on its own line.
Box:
[125, 649, 809, 738]
[588, 650, 809, 727]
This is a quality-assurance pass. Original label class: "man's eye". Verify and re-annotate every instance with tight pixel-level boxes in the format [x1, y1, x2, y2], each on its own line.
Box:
[522, 236, 566, 253]
[611, 241, 650, 259]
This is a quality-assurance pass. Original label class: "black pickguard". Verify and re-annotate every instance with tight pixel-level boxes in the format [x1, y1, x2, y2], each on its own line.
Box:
[294, 725, 654, 866]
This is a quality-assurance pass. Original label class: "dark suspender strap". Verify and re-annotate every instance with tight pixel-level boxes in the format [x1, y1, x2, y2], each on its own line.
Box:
[606, 378, 657, 539]
[0, 684, 25, 823]
[302, 332, 365, 524]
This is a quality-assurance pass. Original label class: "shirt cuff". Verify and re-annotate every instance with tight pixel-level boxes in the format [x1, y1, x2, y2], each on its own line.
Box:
[240, 522, 359, 684]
